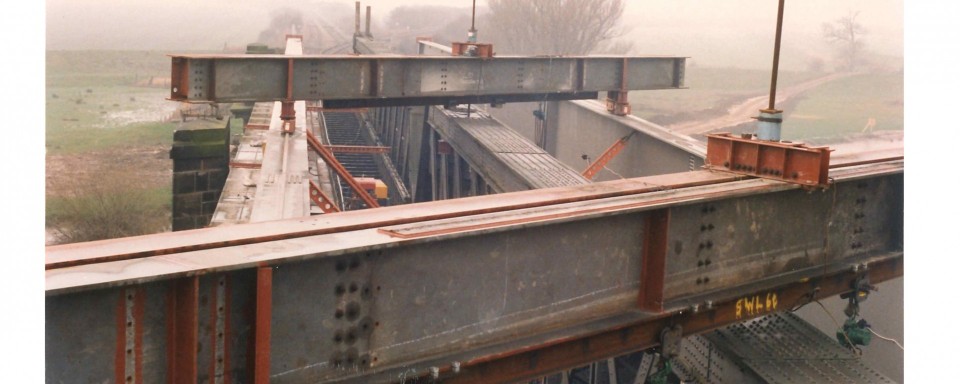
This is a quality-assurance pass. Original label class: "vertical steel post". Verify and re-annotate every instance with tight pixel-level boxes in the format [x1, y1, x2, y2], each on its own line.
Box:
[166, 276, 199, 384]
[639, 209, 670, 312]
[758, 0, 786, 141]
[768, 0, 786, 111]
[117, 288, 145, 384]
[354, 2, 361, 37]
[365, 6, 372, 38]
[253, 267, 273, 384]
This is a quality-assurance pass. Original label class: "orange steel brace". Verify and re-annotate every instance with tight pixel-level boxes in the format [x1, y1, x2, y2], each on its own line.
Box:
[308, 180, 341, 213]
[582, 132, 635, 180]
[306, 130, 380, 208]
[166, 276, 199, 384]
[253, 267, 273, 384]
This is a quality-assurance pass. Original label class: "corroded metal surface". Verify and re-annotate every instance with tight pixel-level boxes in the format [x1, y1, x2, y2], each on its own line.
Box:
[45, 159, 901, 383]
[705, 132, 832, 188]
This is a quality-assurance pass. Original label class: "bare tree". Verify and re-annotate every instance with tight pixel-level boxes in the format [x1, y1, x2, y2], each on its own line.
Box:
[483, 0, 628, 55]
[822, 11, 867, 71]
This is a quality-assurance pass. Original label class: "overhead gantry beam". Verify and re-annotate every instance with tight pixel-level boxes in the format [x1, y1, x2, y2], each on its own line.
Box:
[46, 158, 902, 383]
[169, 54, 685, 108]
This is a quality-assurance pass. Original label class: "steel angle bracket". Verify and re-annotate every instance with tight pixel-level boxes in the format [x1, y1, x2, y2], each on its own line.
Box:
[705, 133, 833, 188]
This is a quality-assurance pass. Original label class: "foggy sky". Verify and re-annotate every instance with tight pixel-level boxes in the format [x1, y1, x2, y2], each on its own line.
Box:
[46, 0, 902, 69]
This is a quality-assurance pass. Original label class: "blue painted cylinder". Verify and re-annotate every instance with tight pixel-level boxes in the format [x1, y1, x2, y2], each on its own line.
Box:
[756, 110, 783, 141]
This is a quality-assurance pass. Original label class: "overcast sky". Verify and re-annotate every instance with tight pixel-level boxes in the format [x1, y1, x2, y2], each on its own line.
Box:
[46, 0, 902, 69]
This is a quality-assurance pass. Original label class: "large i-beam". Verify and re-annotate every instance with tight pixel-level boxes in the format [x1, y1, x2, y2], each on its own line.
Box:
[169, 54, 685, 108]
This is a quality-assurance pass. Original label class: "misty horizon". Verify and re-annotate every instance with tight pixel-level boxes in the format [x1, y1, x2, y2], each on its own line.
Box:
[47, 0, 902, 70]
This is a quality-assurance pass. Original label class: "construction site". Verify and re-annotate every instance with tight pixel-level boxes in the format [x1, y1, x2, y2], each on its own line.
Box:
[41, 1, 908, 383]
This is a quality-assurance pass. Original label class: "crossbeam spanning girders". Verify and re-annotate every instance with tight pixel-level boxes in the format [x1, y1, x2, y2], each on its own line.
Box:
[169, 54, 685, 107]
[46, 160, 902, 383]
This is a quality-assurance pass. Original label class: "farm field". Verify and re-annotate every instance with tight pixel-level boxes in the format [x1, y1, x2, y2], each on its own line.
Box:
[45, 50, 222, 244]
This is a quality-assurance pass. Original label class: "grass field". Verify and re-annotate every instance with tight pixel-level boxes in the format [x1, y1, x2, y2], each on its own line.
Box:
[627, 66, 903, 142]
[45, 51, 183, 243]
[782, 72, 903, 141]
[629, 67, 825, 125]
[46, 51, 177, 154]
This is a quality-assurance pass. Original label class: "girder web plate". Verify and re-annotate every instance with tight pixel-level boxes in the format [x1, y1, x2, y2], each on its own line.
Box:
[44, 162, 902, 383]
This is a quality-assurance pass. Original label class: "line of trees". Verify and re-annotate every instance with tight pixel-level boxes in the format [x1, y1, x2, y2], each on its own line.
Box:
[484, 0, 630, 55]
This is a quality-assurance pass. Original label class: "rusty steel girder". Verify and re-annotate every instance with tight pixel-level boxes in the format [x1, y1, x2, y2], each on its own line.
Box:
[705, 132, 833, 188]
[46, 159, 902, 383]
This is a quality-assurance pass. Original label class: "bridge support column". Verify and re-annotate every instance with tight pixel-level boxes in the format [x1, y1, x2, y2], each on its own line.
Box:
[169, 121, 231, 231]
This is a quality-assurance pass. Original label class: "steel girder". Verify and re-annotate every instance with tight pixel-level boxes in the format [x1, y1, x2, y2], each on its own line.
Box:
[168, 54, 685, 107]
[46, 160, 902, 383]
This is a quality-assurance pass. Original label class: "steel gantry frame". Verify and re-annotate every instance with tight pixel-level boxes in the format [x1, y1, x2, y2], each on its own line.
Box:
[168, 54, 685, 108]
[46, 157, 902, 383]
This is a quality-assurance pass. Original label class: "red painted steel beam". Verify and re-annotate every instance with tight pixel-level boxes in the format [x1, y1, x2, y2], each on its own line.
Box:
[166, 276, 199, 384]
[41, 169, 794, 271]
[229, 161, 262, 169]
[254, 267, 273, 384]
[705, 132, 832, 187]
[638, 209, 669, 312]
[582, 132, 634, 180]
[46, 158, 896, 271]
[306, 106, 369, 113]
[309, 180, 341, 213]
[305, 130, 380, 209]
[439, 254, 903, 384]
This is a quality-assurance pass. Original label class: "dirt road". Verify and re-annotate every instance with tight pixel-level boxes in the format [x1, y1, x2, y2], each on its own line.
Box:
[667, 73, 852, 135]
